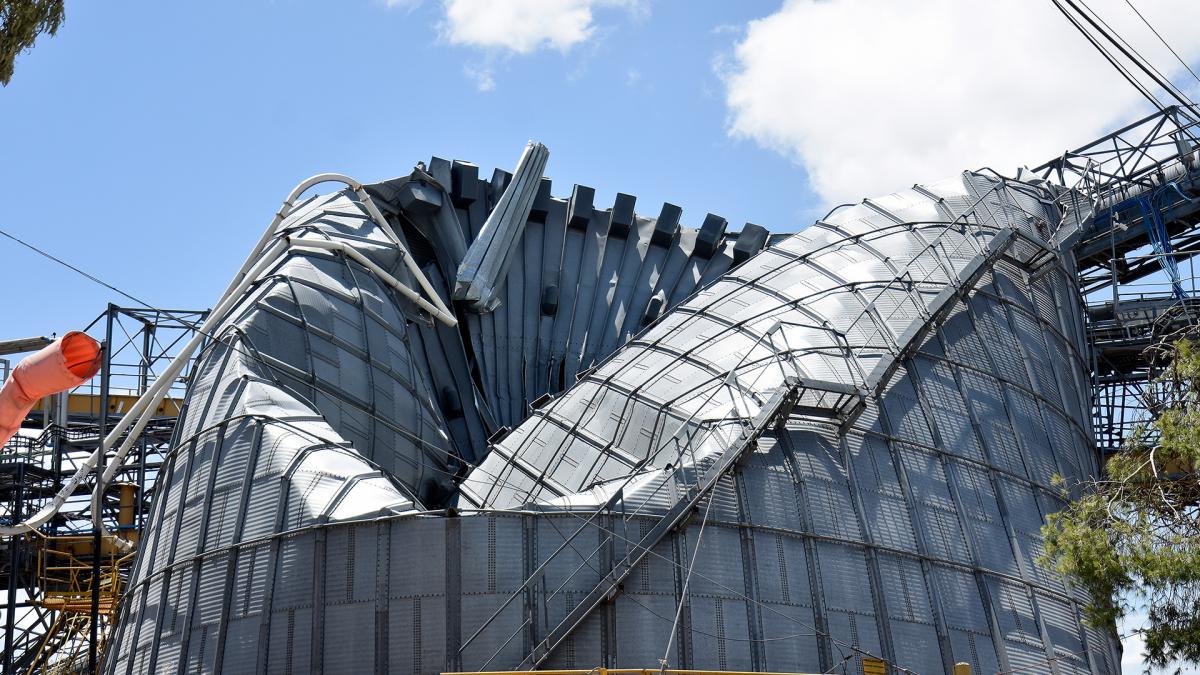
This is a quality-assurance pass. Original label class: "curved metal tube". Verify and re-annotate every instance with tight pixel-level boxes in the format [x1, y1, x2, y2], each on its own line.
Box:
[88, 172, 457, 549]
[1, 172, 453, 544]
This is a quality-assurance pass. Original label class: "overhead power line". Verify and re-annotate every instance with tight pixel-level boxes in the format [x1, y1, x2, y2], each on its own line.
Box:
[1051, 0, 1195, 110]
[1074, 0, 1197, 107]
[0, 225, 187, 325]
[1048, 0, 1165, 112]
[1123, 0, 1200, 88]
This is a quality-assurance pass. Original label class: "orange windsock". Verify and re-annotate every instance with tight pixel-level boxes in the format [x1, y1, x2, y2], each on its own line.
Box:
[0, 331, 102, 449]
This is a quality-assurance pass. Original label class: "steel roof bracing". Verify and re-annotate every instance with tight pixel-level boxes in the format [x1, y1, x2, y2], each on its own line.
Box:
[102, 153, 1120, 675]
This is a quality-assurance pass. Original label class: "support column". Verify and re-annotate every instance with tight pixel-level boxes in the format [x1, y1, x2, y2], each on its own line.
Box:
[4, 463, 27, 674]
[90, 304, 114, 674]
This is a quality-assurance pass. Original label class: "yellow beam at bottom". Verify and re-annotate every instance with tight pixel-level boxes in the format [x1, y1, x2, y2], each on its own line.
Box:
[446, 662, 830, 667]
[31, 392, 182, 418]
[862, 657, 887, 675]
[442, 657, 970, 675]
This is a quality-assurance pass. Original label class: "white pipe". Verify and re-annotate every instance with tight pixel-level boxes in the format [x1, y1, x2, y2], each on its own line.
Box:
[291, 239, 458, 327]
[246, 173, 453, 323]
[0, 172, 456, 542]
[218, 173, 358, 302]
[91, 216, 460, 547]
[224, 173, 452, 330]
[350, 182, 458, 321]
[88, 238, 291, 548]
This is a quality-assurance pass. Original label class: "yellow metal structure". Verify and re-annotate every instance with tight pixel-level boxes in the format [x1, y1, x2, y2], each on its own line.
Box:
[22, 534, 135, 674]
[115, 482, 140, 545]
[30, 392, 183, 418]
[861, 658, 887, 675]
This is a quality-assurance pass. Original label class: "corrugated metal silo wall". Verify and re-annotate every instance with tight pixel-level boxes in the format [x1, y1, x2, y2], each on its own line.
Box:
[103, 169, 1120, 675]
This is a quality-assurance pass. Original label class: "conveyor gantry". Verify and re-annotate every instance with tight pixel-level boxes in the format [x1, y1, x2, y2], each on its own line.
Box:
[1037, 104, 1200, 454]
[1037, 105, 1200, 296]
[1088, 294, 1198, 375]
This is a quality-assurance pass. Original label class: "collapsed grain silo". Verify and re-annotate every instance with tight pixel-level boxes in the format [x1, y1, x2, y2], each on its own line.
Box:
[96, 140, 1124, 675]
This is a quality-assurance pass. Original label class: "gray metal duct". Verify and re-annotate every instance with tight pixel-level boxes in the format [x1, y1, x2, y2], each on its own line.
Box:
[455, 142, 551, 312]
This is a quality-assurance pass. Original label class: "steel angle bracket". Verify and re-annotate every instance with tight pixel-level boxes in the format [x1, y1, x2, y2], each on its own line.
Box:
[786, 377, 866, 429]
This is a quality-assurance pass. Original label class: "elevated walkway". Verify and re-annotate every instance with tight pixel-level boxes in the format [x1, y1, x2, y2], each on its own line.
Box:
[1088, 294, 1199, 377]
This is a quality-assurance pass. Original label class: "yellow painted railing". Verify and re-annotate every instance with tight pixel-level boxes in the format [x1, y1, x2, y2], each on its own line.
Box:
[444, 671, 828, 675]
[23, 533, 136, 674]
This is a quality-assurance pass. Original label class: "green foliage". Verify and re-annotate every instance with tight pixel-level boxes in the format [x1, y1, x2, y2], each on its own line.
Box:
[0, 0, 65, 86]
[1041, 337, 1200, 672]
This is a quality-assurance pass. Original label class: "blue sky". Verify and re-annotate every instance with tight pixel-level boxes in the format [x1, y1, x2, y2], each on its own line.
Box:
[0, 1, 812, 341]
[4, 0, 1199, 343]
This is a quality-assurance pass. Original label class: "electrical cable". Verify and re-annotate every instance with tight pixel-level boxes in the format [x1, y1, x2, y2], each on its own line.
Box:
[521, 482, 864, 671]
[1074, 0, 1196, 108]
[529, 488, 819, 646]
[1059, 0, 1193, 109]
[469, 412, 916, 674]
[1047, 0, 1166, 112]
[659, 489, 716, 672]
[1123, 0, 1200, 88]
[992, 644, 1099, 675]
[0, 226, 198, 330]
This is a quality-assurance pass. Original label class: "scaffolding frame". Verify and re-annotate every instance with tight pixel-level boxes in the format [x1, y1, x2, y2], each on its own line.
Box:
[0, 305, 206, 674]
[1036, 104, 1200, 456]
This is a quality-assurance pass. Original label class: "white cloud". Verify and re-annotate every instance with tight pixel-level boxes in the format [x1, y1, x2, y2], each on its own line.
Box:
[437, 0, 641, 90]
[383, 0, 423, 11]
[720, 0, 1200, 203]
[440, 0, 636, 54]
[464, 61, 496, 91]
